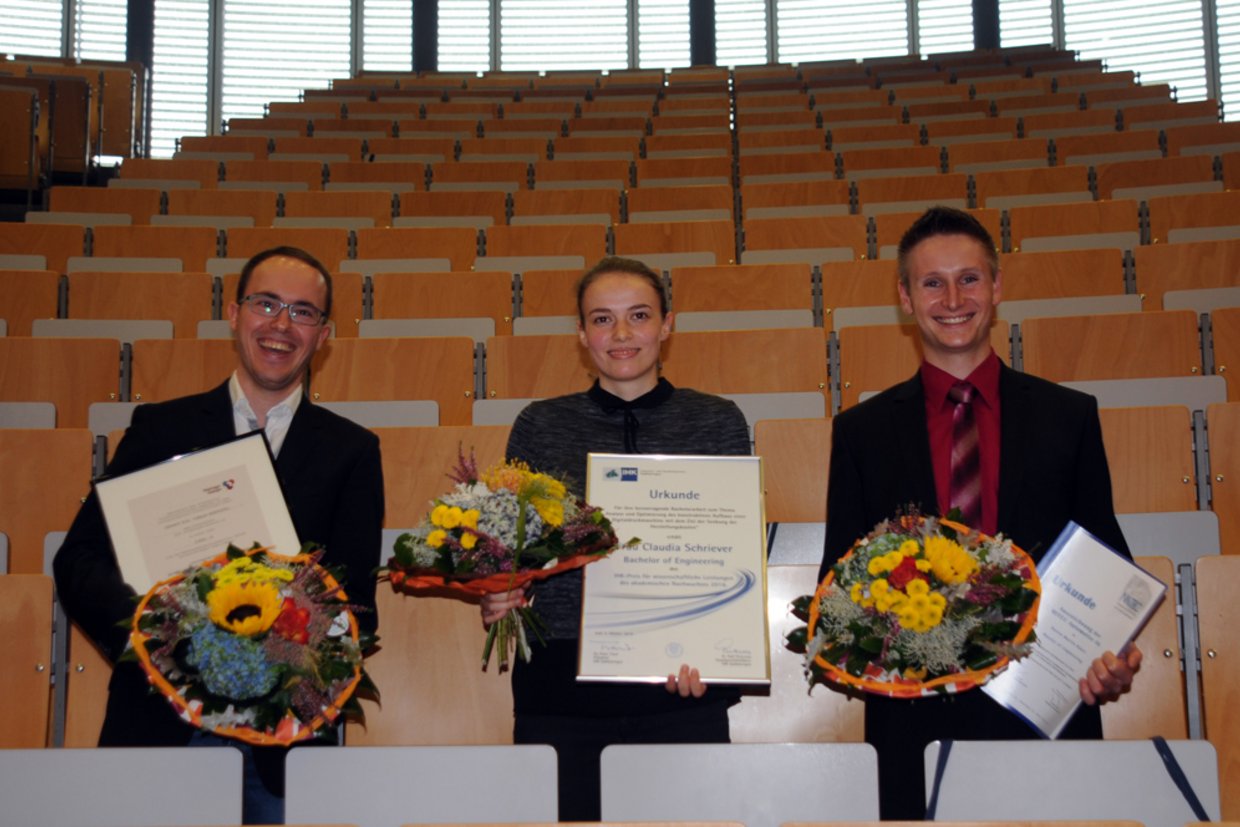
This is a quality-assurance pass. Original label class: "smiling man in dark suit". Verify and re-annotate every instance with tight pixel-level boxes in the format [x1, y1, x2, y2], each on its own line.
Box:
[54, 246, 384, 824]
[819, 207, 1141, 820]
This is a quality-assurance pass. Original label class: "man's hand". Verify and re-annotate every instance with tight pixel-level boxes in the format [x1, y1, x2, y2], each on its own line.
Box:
[1080, 644, 1142, 705]
[480, 587, 527, 626]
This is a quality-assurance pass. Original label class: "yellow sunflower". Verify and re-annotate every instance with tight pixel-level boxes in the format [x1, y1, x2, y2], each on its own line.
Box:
[207, 580, 282, 636]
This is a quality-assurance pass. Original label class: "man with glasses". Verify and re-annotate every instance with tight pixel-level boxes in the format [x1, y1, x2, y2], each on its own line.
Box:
[54, 246, 384, 824]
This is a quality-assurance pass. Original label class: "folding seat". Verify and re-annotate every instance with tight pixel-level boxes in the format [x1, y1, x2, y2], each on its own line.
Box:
[819, 259, 902, 333]
[669, 263, 814, 316]
[363, 138, 455, 165]
[177, 134, 269, 160]
[90, 225, 220, 272]
[1094, 154, 1220, 201]
[395, 190, 507, 228]
[268, 135, 365, 163]
[221, 159, 325, 192]
[825, 123, 920, 152]
[1007, 199, 1141, 253]
[1204, 403, 1240, 551]
[533, 158, 632, 190]
[736, 109, 822, 131]
[458, 136, 550, 163]
[550, 134, 641, 161]
[0, 573, 54, 745]
[225, 115, 309, 136]
[739, 179, 851, 220]
[0, 428, 93, 573]
[485, 334, 594, 399]
[354, 226, 480, 272]
[739, 151, 837, 184]
[344, 100, 425, 120]
[627, 184, 733, 223]
[1054, 129, 1164, 167]
[517, 268, 584, 317]
[423, 101, 501, 120]
[129, 338, 235, 403]
[1198, 552, 1240, 814]
[819, 105, 904, 129]
[115, 157, 220, 188]
[162, 188, 277, 227]
[309, 337, 476, 425]
[888, 83, 970, 105]
[643, 132, 733, 159]
[647, 113, 730, 134]
[634, 156, 732, 187]
[839, 145, 942, 180]
[483, 224, 608, 264]
[310, 117, 396, 139]
[281, 190, 395, 228]
[1021, 310, 1202, 383]
[0, 270, 58, 336]
[510, 189, 620, 226]
[1121, 99, 1221, 132]
[1021, 108, 1119, 139]
[947, 137, 1050, 172]
[990, 91, 1082, 118]
[47, 186, 161, 224]
[1163, 121, 1240, 157]
[347, 423, 514, 746]
[1090, 83, 1177, 111]
[224, 227, 349, 273]
[428, 160, 530, 192]
[998, 248, 1127, 301]
[66, 271, 214, 338]
[268, 99, 341, 118]
[371, 270, 515, 335]
[738, 127, 827, 157]
[1095, 405, 1198, 514]
[973, 164, 1094, 211]
[1214, 308, 1240, 401]
[854, 172, 969, 216]
[661, 328, 830, 413]
[742, 215, 867, 263]
[921, 116, 1019, 148]
[567, 115, 649, 139]
[1133, 238, 1240, 308]
[615, 220, 737, 266]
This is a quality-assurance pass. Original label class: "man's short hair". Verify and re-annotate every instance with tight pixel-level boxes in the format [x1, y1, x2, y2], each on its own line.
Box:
[236, 246, 334, 320]
[896, 206, 999, 289]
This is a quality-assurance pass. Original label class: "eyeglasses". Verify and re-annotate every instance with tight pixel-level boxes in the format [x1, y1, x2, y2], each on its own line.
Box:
[240, 294, 326, 327]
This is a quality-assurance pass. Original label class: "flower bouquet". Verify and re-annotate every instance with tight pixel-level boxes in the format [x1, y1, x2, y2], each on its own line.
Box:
[787, 512, 1040, 698]
[130, 545, 373, 746]
[380, 448, 634, 670]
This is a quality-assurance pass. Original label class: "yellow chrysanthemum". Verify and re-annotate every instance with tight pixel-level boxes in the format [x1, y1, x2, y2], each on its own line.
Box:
[850, 582, 864, 603]
[207, 580, 281, 636]
[871, 578, 890, 597]
[461, 509, 480, 530]
[898, 539, 920, 558]
[431, 504, 450, 527]
[440, 506, 464, 529]
[213, 557, 294, 589]
[460, 531, 478, 550]
[531, 497, 564, 527]
[905, 579, 930, 597]
[923, 535, 977, 585]
[427, 529, 448, 548]
[903, 665, 929, 680]
[915, 559, 932, 572]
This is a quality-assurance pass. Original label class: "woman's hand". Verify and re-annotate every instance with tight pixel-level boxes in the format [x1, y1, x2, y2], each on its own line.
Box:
[665, 663, 707, 698]
[480, 586, 528, 626]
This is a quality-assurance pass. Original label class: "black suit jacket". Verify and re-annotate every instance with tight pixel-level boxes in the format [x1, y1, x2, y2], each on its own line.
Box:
[53, 381, 384, 752]
[819, 362, 1129, 820]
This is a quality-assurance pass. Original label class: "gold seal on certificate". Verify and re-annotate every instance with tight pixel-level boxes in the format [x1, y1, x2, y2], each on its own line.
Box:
[578, 453, 771, 685]
[94, 431, 301, 593]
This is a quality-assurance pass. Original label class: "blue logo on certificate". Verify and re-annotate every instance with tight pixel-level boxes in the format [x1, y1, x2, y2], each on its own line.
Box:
[621, 467, 639, 481]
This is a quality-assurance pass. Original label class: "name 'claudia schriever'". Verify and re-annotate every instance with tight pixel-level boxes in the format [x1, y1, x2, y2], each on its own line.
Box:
[650, 489, 701, 500]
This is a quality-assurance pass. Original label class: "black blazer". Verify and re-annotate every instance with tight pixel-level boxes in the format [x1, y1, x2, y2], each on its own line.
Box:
[818, 362, 1130, 819]
[53, 381, 385, 749]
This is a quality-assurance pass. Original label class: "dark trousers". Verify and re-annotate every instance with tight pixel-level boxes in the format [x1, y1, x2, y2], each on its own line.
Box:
[515, 702, 731, 821]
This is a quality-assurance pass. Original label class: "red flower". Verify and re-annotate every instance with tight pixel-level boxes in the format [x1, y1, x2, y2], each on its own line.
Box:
[887, 555, 927, 591]
[273, 598, 311, 644]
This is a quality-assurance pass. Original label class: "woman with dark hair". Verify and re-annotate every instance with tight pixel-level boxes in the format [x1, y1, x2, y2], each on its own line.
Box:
[482, 255, 751, 820]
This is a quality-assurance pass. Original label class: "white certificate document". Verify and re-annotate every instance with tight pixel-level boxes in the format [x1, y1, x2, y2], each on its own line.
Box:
[982, 522, 1166, 738]
[578, 454, 771, 685]
[95, 431, 301, 593]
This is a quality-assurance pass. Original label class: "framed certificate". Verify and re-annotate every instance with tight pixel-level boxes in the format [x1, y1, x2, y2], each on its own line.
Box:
[95, 431, 301, 593]
[578, 453, 771, 685]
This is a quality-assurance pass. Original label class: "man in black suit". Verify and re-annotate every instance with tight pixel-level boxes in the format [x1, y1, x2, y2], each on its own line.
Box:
[54, 246, 384, 824]
[820, 207, 1141, 820]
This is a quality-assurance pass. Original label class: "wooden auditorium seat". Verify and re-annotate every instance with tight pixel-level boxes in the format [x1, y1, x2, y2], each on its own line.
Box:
[485, 334, 594, 399]
[972, 165, 1092, 211]
[1097, 406, 1198, 513]
[998, 248, 1127, 301]
[1195, 554, 1240, 817]
[347, 424, 514, 746]
[0, 270, 59, 336]
[1133, 238, 1240, 309]
[854, 173, 969, 216]
[669, 263, 814, 315]
[1007, 199, 1142, 253]
[222, 158, 325, 191]
[0, 428, 92, 573]
[224, 227, 349, 270]
[483, 223, 608, 262]
[129, 338, 235, 403]
[661, 328, 830, 411]
[1213, 308, 1240, 401]
[738, 180, 851, 220]
[0, 573, 54, 746]
[91, 224, 220, 272]
[66, 271, 214, 338]
[163, 188, 278, 227]
[47, 185, 162, 224]
[116, 157, 221, 188]
[371, 270, 515, 335]
[0, 338, 120, 429]
[1145, 191, 1240, 245]
[1020, 310, 1202, 383]
[615, 220, 737, 266]
[1206, 402, 1240, 555]
[754, 417, 831, 526]
[282, 190, 395, 228]
[0, 222, 87, 274]
[1094, 154, 1221, 201]
[742, 215, 868, 263]
[309, 337, 477, 426]
[628, 184, 734, 222]
[354, 226, 480, 272]
[819, 260, 901, 333]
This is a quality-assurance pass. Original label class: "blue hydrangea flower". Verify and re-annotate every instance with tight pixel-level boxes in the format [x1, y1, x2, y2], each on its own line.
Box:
[186, 624, 279, 700]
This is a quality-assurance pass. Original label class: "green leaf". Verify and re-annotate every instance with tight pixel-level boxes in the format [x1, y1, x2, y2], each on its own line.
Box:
[784, 626, 808, 653]
[789, 594, 813, 621]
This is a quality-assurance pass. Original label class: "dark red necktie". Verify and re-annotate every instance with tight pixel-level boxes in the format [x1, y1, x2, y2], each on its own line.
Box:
[949, 381, 981, 527]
